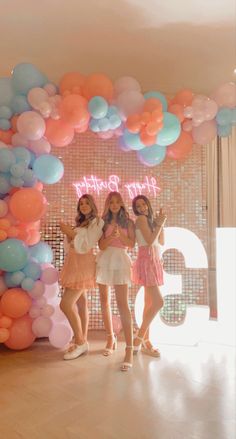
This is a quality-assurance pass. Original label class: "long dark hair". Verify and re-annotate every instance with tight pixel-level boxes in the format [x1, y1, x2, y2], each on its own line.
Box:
[102, 192, 130, 229]
[75, 194, 98, 227]
[132, 195, 157, 231]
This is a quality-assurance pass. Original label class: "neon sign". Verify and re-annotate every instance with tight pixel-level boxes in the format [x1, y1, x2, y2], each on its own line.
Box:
[72, 174, 161, 199]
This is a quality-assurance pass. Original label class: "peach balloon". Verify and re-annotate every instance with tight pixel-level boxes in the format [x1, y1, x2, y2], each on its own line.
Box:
[45, 118, 74, 147]
[59, 72, 86, 95]
[0, 315, 12, 328]
[0, 129, 13, 144]
[0, 327, 10, 343]
[167, 131, 193, 160]
[60, 94, 90, 127]
[143, 98, 162, 113]
[9, 188, 47, 223]
[4, 315, 35, 350]
[1, 288, 32, 318]
[168, 104, 185, 123]
[82, 73, 113, 102]
[175, 89, 194, 107]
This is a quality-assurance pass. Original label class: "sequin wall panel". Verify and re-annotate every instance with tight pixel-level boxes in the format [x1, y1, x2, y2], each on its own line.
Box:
[41, 133, 207, 329]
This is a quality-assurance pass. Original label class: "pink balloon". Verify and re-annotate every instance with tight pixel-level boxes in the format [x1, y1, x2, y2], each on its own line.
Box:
[114, 76, 141, 97]
[44, 83, 57, 96]
[40, 267, 58, 285]
[28, 138, 51, 156]
[51, 305, 67, 323]
[192, 120, 217, 145]
[49, 323, 72, 348]
[12, 133, 29, 147]
[29, 305, 41, 319]
[0, 200, 8, 218]
[211, 82, 236, 109]
[32, 316, 52, 337]
[182, 120, 193, 132]
[28, 280, 45, 299]
[41, 304, 54, 318]
[116, 90, 145, 117]
[27, 88, 48, 110]
[35, 296, 46, 308]
[44, 282, 60, 300]
[204, 99, 218, 120]
[17, 111, 46, 141]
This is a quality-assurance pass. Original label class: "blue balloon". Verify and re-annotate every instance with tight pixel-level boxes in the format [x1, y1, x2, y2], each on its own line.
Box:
[137, 145, 166, 167]
[33, 154, 64, 184]
[12, 63, 48, 94]
[123, 130, 144, 151]
[0, 78, 14, 106]
[107, 105, 119, 117]
[216, 108, 232, 126]
[231, 108, 236, 125]
[0, 105, 13, 119]
[29, 241, 53, 264]
[98, 117, 110, 131]
[10, 163, 26, 178]
[118, 137, 132, 152]
[88, 96, 108, 119]
[0, 149, 16, 172]
[13, 147, 31, 166]
[144, 91, 168, 111]
[23, 260, 41, 280]
[4, 272, 18, 288]
[0, 118, 11, 130]
[10, 176, 24, 188]
[22, 169, 36, 187]
[89, 119, 100, 132]
[0, 239, 29, 272]
[157, 112, 181, 146]
[109, 114, 121, 129]
[0, 175, 11, 195]
[21, 277, 34, 291]
[11, 271, 25, 285]
[10, 95, 31, 114]
[217, 124, 232, 137]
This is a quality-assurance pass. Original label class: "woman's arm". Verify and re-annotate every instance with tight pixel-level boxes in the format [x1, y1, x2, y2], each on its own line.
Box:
[98, 225, 119, 250]
[60, 223, 76, 240]
[137, 213, 166, 245]
[118, 221, 135, 248]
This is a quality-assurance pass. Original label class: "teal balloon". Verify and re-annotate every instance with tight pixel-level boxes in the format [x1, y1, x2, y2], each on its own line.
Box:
[11, 271, 25, 285]
[10, 95, 31, 114]
[157, 112, 181, 146]
[109, 114, 121, 129]
[0, 175, 11, 194]
[29, 241, 53, 264]
[10, 176, 24, 187]
[13, 146, 31, 166]
[21, 277, 34, 291]
[98, 117, 110, 131]
[0, 105, 13, 119]
[137, 145, 166, 167]
[4, 272, 17, 287]
[0, 118, 11, 130]
[12, 63, 48, 94]
[123, 129, 144, 150]
[217, 124, 232, 137]
[0, 78, 14, 106]
[23, 260, 42, 280]
[33, 154, 64, 184]
[216, 108, 232, 126]
[89, 119, 100, 132]
[0, 239, 29, 272]
[0, 149, 16, 172]
[23, 169, 36, 187]
[144, 91, 168, 111]
[231, 108, 236, 125]
[88, 96, 108, 119]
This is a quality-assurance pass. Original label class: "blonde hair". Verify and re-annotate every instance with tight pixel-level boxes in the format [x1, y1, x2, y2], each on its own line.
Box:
[102, 192, 130, 229]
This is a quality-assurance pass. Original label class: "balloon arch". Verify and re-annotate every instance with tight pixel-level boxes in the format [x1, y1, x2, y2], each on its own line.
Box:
[0, 63, 235, 350]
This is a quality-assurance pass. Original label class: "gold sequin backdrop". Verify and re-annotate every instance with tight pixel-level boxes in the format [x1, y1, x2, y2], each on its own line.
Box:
[41, 133, 207, 329]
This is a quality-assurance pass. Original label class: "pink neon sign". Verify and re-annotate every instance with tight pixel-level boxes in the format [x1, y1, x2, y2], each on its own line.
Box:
[73, 175, 161, 199]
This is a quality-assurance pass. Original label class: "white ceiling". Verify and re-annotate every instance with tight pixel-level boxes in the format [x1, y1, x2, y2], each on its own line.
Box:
[0, 0, 235, 95]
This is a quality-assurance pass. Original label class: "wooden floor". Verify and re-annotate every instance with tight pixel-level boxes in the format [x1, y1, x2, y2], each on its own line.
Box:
[0, 333, 235, 439]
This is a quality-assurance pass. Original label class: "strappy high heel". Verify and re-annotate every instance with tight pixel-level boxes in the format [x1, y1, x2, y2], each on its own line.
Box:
[142, 339, 161, 357]
[103, 333, 117, 356]
[133, 334, 143, 354]
[120, 346, 133, 372]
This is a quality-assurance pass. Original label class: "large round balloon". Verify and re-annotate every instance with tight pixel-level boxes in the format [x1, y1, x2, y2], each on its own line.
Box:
[12, 63, 48, 95]
[1, 288, 32, 318]
[4, 315, 35, 350]
[0, 239, 29, 272]
[29, 241, 53, 264]
[9, 188, 47, 222]
[156, 112, 181, 146]
[33, 154, 64, 184]
[137, 145, 166, 167]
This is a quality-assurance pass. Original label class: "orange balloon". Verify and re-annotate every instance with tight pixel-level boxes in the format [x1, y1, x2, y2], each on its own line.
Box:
[9, 188, 47, 223]
[45, 118, 74, 147]
[82, 73, 114, 102]
[126, 114, 141, 133]
[151, 108, 163, 123]
[140, 112, 151, 126]
[59, 72, 86, 95]
[146, 121, 162, 136]
[0, 315, 13, 328]
[167, 131, 193, 160]
[0, 327, 10, 343]
[60, 94, 89, 127]
[140, 129, 157, 146]
[168, 104, 185, 122]
[174, 89, 194, 107]
[0, 219, 10, 230]
[4, 315, 35, 350]
[1, 288, 32, 319]
[0, 129, 13, 143]
[7, 226, 19, 238]
[11, 115, 19, 133]
[0, 230, 7, 241]
[143, 98, 162, 113]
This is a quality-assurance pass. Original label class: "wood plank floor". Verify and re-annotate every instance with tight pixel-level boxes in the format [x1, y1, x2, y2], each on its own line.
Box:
[0, 333, 235, 439]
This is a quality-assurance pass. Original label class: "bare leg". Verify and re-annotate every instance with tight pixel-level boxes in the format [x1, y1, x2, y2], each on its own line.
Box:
[98, 283, 115, 351]
[60, 288, 86, 346]
[115, 285, 133, 369]
[134, 285, 164, 349]
[77, 292, 89, 341]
